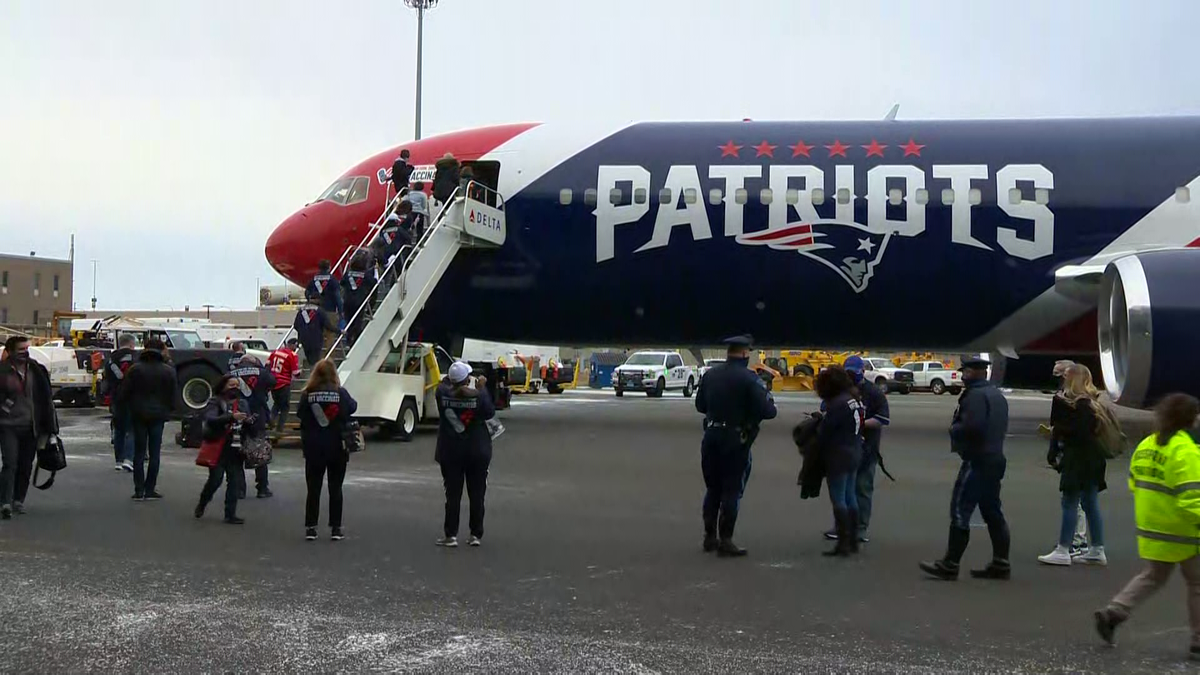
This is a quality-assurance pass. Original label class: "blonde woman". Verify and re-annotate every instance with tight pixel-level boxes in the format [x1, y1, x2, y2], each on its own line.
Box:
[1050, 360, 1089, 556]
[1039, 364, 1109, 566]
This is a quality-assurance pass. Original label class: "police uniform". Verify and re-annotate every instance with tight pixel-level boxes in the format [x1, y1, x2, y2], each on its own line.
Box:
[694, 335, 778, 556]
[920, 358, 1011, 580]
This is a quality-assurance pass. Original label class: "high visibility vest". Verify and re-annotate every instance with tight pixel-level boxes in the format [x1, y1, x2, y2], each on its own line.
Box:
[1129, 430, 1200, 562]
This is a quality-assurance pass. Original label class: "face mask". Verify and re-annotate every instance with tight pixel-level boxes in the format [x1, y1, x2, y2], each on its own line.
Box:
[223, 388, 239, 399]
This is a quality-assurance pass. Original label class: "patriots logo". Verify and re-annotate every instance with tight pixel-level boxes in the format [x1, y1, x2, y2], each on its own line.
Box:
[736, 220, 891, 293]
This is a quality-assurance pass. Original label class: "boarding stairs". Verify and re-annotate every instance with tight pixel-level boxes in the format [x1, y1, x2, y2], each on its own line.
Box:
[271, 182, 507, 444]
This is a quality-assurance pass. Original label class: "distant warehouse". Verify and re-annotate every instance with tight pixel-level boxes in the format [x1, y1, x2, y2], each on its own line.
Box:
[0, 252, 73, 331]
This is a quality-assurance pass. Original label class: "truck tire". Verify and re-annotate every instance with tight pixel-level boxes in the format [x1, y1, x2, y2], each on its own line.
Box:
[900, 384, 912, 395]
[796, 364, 815, 377]
[931, 379, 946, 395]
[177, 364, 220, 413]
[649, 377, 665, 398]
[615, 388, 624, 397]
[548, 384, 563, 395]
[682, 377, 694, 398]
[396, 398, 418, 442]
[875, 376, 889, 388]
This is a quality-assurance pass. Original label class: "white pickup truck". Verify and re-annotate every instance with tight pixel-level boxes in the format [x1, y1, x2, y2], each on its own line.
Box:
[861, 358, 915, 394]
[900, 360, 964, 395]
[613, 351, 698, 398]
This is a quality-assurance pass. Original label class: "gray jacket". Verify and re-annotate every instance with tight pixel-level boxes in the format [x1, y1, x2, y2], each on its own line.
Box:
[949, 379, 1008, 461]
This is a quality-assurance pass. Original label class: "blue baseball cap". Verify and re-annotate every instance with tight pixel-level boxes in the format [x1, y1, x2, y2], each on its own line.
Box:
[842, 355, 865, 372]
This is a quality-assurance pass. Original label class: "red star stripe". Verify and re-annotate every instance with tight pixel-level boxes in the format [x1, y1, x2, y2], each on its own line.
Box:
[825, 140, 849, 158]
[900, 138, 926, 157]
[862, 139, 887, 158]
[717, 141, 743, 158]
[788, 140, 814, 158]
[752, 140, 777, 158]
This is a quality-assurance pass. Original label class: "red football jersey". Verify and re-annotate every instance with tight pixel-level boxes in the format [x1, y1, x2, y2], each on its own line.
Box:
[267, 349, 300, 389]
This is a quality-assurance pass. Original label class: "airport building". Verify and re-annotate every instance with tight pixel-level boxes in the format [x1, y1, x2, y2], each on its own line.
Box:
[0, 252, 73, 332]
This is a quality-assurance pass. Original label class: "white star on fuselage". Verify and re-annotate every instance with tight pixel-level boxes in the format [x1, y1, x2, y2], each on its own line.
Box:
[857, 237, 876, 254]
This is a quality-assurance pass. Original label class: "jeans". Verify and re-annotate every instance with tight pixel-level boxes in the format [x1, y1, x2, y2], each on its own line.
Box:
[132, 420, 164, 495]
[304, 457, 347, 528]
[112, 412, 133, 464]
[0, 426, 35, 506]
[440, 455, 490, 539]
[199, 451, 241, 519]
[856, 451, 877, 534]
[1059, 486, 1104, 547]
[271, 388, 290, 433]
[1109, 556, 1200, 646]
[826, 471, 860, 514]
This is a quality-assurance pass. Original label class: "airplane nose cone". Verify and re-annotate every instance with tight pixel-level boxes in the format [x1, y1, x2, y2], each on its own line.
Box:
[265, 210, 309, 277]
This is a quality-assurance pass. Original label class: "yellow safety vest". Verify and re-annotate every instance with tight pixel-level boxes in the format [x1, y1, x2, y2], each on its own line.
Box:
[1129, 430, 1200, 562]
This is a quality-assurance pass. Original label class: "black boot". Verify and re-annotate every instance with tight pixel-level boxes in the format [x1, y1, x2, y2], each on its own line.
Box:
[703, 519, 718, 553]
[823, 510, 851, 557]
[970, 559, 1011, 580]
[986, 517, 1011, 563]
[1093, 607, 1125, 646]
[717, 539, 747, 557]
[919, 559, 959, 580]
[920, 526, 969, 580]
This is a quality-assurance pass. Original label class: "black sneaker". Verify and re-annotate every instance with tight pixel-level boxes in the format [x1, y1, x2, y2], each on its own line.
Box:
[131, 493, 145, 501]
[12, 502, 25, 515]
[1190, 644, 1200, 661]
[331, 527, 345, 541]
[823, 529, 839, 541]
[1, 504, 11, 520]
[224, 516, 245, 525]
[919, 559, 959, 581]
[143, 491, 163, 501]
[256, 489, 273, 499]
[716, 540, 748, 557]
[970, 562, 1011, 580]
[305, 527, 318, 541]
[702, 535, 718, 552]
[194, 503, 206, 519]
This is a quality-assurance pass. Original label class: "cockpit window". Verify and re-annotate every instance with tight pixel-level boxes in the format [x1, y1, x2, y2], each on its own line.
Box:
[316, 176, 370, 206]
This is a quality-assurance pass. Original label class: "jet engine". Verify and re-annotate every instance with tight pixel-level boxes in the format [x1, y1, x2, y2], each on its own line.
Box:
[1099, 249, 1200, 408]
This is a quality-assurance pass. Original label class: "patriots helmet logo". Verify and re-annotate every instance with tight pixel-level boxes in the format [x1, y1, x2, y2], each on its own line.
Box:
[736, 220, 892, 293]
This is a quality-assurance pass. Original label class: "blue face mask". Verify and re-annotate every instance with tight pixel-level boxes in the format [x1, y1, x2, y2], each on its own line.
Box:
[847, 369, 863, 383]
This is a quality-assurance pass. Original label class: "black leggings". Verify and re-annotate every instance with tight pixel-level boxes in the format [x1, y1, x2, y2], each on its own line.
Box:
[305, 457, 347, 528]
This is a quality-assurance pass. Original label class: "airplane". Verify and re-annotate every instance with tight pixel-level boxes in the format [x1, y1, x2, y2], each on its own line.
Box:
[264, 117, 1200, 409]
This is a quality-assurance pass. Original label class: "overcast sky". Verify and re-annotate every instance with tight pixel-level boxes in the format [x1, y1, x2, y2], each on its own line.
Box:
[2, 0, 1198, 310]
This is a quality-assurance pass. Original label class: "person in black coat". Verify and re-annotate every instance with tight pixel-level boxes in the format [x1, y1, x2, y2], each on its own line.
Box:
[0, 336, 59, 517]
[116, 340, 177, 500]
[812, 365, 864, 557]
[391, 148, 414, 194]
[195, 375, 250, 524]
[305, 259, 342, 348]
[297, 359, 358, 541]
[229, 352, 276, 498]
[432, 153, 460, 204]
[293, 292, 336, 366]
[1038, 364, 1109, 566]
[104, 333, 138, 471]
[341, 250, 373, 347]
[434, 361, 495, 548]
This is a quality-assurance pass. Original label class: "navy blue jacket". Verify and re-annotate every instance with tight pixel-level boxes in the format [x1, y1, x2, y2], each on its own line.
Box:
[293, 304, 332, 352]
[950, 379, 1009, 461]
[297, 386, 357, 462]
[341, 269, 372, 321]
[229, 356, 275, 433]
[117, 349, 177, 424]
[102, 347, 137, 412]
[306, 272, 342, 312]
[816, 392, 864, 475]
[858, 379, 890, 456]
[434, 380, 495, 464]
[695, 358, 778, 430]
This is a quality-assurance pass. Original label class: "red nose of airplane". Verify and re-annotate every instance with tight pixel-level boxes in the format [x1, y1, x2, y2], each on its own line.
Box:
[264, 209, 311, 283]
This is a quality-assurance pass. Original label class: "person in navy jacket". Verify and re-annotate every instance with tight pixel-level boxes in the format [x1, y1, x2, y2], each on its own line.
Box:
[297, 359, 357, 541]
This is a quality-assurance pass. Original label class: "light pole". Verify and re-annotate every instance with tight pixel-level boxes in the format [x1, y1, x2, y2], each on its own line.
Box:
[90, 259, 98, 310]
[403, 0, 439, 140]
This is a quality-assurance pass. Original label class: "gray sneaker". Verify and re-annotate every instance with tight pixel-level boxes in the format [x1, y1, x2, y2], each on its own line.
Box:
[468, 535, 482, 547]
[12, 502, 25, 515]
[435, 536, 458, 548]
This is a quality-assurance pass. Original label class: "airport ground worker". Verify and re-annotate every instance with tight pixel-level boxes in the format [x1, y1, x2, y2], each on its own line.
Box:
[694, 335, 778, 557]
[1094, 394, 1200, 660]
[920, 357, 1012, 581]
[434, 362, 495, 548]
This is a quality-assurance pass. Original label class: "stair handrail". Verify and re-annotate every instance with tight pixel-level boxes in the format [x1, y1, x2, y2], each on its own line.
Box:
[272, 188, 412, 351]
[323, 186, 463, 362]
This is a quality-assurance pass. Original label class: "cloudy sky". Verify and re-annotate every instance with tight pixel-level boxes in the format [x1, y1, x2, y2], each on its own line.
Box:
[2, 0, 1198, 309]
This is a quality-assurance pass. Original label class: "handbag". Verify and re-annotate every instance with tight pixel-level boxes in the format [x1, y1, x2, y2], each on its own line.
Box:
[342, 420, 365, 454]
[196, 435, 224, 468]
[242, 432, 273, 469]
[33, 434, 67, 490]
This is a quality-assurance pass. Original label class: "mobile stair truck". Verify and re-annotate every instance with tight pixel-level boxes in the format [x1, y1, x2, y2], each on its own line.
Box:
[271, 183, 512, 444]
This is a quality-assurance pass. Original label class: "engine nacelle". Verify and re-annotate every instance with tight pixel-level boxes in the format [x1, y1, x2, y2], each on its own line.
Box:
[1099, 249, 1200, 408]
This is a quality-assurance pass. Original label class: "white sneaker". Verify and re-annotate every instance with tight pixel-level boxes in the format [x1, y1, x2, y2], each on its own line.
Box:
[114, 463, 124, 472]
[435, 536, 458, 548]
[121, 460, 134, 472]
[468, 535, 481, 547]
[1078, 546, 1108, 566]
[1038, 545, 1073, 566]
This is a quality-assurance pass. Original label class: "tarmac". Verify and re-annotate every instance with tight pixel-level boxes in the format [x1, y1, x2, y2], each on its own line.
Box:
[1, 387, 1195, 674]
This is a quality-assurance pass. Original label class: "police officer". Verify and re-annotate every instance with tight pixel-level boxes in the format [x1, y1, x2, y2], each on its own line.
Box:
[824, 355, 890, 544]
[694, 335, 778, 557]
[920, 357, 1012, 581]
[229, 347, 276, 499]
